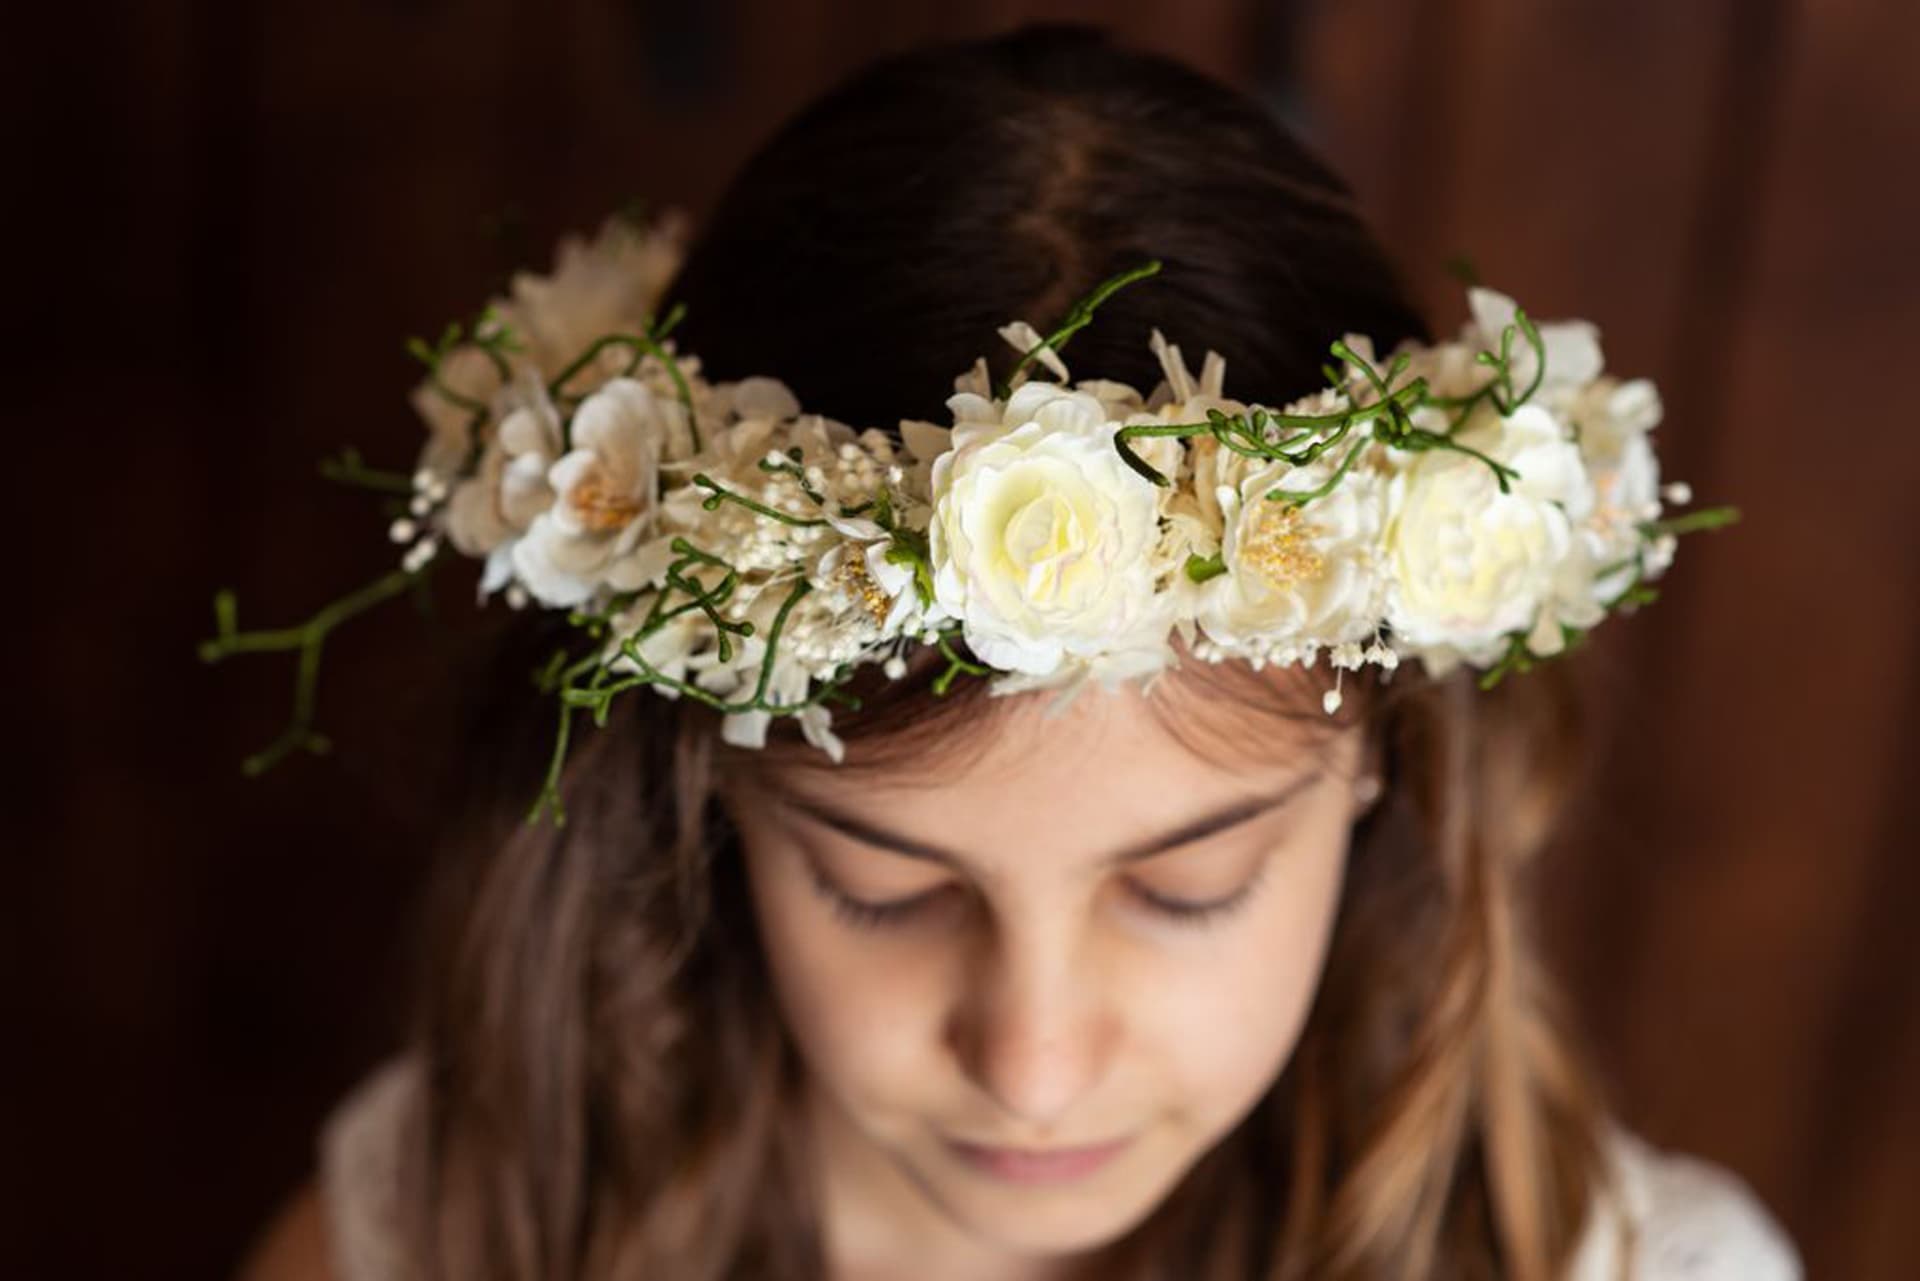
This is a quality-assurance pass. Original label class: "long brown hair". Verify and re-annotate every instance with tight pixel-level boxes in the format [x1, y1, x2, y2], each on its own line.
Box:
[396, 24, 1615, 1281]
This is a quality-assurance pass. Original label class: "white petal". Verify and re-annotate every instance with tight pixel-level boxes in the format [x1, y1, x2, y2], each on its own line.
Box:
[899, 418, 953, 463]
[477, 544, 518, 600]
[729, 376, 801, 421]
[1149, 328, 1196, 402]
[722, 709, 771, 750]
[998, 320, 1069, 381]
[950, 356, 993, 398]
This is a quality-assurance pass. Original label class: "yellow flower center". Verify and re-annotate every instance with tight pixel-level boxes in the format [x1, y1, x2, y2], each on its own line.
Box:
[1244, 499, 1325, 590]
[570, 471, 643, 532]
[835, 552, 892, 628]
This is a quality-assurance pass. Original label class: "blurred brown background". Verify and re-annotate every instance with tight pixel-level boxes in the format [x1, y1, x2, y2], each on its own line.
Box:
[9, 1, 1917, 1277]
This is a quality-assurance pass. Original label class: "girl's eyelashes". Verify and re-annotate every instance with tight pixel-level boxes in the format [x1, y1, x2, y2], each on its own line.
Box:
[802, 856, 1270, 933]
[1126, 862, 1268, 927]
[803, 858, 943, 929]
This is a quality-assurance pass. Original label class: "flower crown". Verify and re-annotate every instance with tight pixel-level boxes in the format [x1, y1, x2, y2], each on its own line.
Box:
[200, 210, 1736, 823]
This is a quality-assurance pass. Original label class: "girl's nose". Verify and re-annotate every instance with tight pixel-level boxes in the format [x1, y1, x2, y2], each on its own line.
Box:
[944, 922, 1120, 1131]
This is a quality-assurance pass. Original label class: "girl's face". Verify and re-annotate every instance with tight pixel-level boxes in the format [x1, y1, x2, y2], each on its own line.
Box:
[725, 678, 1371, 1278]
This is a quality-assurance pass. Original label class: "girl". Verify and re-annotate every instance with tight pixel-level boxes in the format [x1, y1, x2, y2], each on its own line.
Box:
[241, 23, 1800, 1281]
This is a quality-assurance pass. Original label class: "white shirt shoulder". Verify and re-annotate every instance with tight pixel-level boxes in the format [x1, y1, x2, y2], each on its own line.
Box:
[318, 1055, 421, 1281]
[1565, 1125, 1804, 1281]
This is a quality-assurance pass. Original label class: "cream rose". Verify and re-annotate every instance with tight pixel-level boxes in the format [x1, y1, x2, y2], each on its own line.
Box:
[1382, 403, 1600, 665]
[928, 381, 1174, 679]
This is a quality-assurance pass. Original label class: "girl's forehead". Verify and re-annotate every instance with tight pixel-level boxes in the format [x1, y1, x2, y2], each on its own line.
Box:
[745, 680, 1351, 868]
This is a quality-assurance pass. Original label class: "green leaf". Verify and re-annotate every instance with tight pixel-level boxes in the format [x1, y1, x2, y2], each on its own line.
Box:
[1184, 552, 1228, 584]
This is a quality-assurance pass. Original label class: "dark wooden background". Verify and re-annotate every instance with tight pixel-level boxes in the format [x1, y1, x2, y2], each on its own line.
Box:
[10, 1, 1916, 1277]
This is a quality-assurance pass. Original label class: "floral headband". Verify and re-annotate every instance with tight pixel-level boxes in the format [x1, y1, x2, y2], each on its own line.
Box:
[200, 210, 1736, 823]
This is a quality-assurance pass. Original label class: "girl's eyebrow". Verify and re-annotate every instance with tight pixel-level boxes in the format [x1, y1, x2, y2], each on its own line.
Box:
[767, 768, 1327, 869]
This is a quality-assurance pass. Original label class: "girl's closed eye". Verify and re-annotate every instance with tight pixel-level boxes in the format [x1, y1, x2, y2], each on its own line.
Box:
[801, 855, 953, 929]
[802, 853, 1271, 932]
[1129, 859, 1271, 926]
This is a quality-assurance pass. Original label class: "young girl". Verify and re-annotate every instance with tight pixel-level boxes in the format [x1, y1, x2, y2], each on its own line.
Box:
[239, 24, 1801, 1281]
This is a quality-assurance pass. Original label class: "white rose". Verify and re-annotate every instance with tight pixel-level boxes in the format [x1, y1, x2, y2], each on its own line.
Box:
[1197, 453, 1388, 658]
[512, 377, 686, 607]
[1383, 403, 1600, 665]
[928, 381, 1174, 680]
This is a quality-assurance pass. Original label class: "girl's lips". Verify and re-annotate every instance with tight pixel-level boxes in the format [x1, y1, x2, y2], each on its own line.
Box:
[944, 1134, 1133, 1184]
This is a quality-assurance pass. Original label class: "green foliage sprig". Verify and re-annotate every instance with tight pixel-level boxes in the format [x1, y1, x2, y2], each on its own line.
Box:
[318, 447, 414, 496]
[198, 565, 430, 777]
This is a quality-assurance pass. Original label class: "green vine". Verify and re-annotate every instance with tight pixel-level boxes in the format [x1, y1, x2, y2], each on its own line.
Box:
[546, 304, 698, 451]
[318, 447, 415, 496]
[995, 260, 1164, 398]
[1111, 331, 1530, 509]
[198, 564, 431, 777]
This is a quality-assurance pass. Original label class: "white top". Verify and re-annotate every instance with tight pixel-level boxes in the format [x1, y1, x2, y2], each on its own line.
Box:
[319, 1056, 1803, 1280]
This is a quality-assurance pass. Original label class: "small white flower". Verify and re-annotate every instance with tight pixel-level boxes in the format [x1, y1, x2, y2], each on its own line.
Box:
[513, 377, 685, 607]
[442, 381, 566, 598]
[1196, 452, 1388, 659]
[817, 508, 942, 640]
[997, 320, 1069, 381]
[928, 381, 1175, 682]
